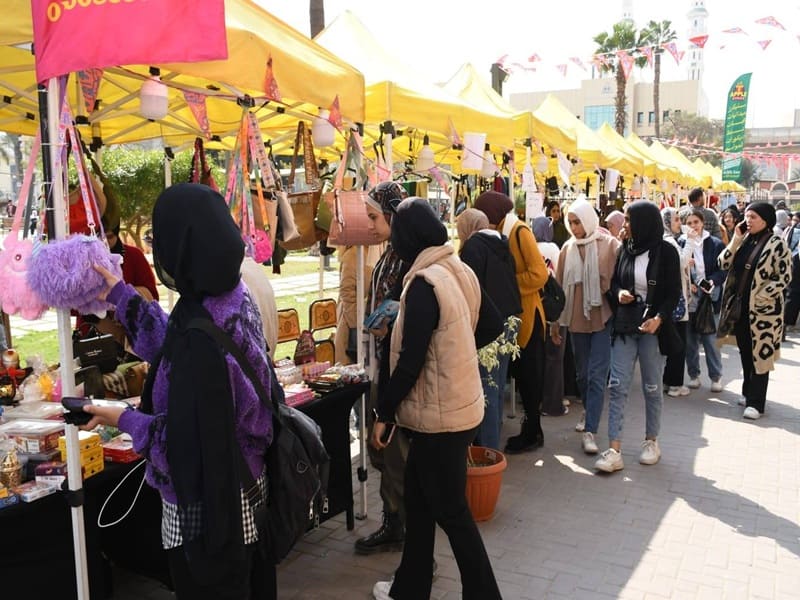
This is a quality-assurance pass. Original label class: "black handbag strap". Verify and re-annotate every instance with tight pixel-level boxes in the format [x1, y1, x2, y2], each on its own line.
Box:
[735, 235, 769, 298]
[186, 318, 278, 508]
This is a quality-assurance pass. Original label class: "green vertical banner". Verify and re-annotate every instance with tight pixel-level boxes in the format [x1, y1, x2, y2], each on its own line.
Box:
[721, 72, 752, 181]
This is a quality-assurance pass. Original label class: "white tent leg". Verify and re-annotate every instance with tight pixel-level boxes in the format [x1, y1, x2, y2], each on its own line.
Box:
[164, 153, 175, 310]
[47, 77, 90, 600]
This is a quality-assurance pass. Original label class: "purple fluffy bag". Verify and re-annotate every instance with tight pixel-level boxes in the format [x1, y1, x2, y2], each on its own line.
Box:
[27, 235, 123, 317]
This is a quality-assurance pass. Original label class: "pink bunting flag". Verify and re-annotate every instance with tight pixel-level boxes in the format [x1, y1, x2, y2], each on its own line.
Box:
[755, 16, 785, 30]
[569, 57, 587, 71]
[448, 117, 462, 147]
[507, 62, 536, 73]
[639, 46, 653, 67]
[263, 55, 281, 102]
[328, 95, 343, 128]
[495, 54, 508, 66]
[556, 64, 568, 77]
[723, 27, 746, 35]
[757, 40, 772, 50]
[183, 90, 211, 138]
[678, 50, 685, 62]
[527, 53, 541, 63]
[77, 68, 103, 114]
[662, 42, 681, 65]
[615, 51, 634, 80]
[689, 35, 709, 48]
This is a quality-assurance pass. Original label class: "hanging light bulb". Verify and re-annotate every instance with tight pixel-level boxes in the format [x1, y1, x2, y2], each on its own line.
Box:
[535, 152, 548, 173]
[416, 134, 435, 171]
[631, 175, 642, 194]
[481, 143, 497, 178]
[312, 108, 336, 147]
[139, 72, 168, 120]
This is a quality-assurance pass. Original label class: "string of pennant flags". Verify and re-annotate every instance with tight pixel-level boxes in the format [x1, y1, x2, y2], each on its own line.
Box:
[498, 15, 797, 80]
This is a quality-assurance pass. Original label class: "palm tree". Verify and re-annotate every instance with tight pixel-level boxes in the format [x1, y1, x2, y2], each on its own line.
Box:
[593, 21, 649, 135]
[0, 132, 23, 200]
[643, 20, 677, 139]
[309, 0, 325, 37]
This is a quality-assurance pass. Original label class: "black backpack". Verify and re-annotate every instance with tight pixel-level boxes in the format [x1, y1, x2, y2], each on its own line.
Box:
[186, 318, 330, 565]
[514, 226, 566, 322]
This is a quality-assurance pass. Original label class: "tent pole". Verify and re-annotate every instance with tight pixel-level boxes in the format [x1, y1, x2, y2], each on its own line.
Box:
[40, 76, 90, 600]
[164, 152, 175, 310]
[355, 244, 368, 519]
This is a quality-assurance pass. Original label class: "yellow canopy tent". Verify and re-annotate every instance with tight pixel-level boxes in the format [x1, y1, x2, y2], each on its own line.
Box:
[626, 133, 683, 184]
[0, 0, 365, 147]
[596, 123, 658, 180]
[529, 94, 642, 177]
[666, 145, 707, 187]
[315, 11, 517, 168]
[647, 140, 699, 186]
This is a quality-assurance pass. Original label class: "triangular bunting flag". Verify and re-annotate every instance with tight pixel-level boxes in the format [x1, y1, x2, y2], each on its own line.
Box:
[678, 50, 685, 62]
[662, 42, 681, 65]
[755, 16, 785, 30]
[757, 39, 772, 50]
[556, 64, 568, 77]
[639, 46, 654, 67]
[723, 27, 746, 35]
[495, 54, 508, 66]
[569, 57, 587, 71]
[183, 90, 211, 139]
[77, 68, 103, 114]
[616, 50, 634, 80]
[328, 95, 343, 128]
[689, 35, 709, 48]
[264, 55, 281, 101]
[527, 53, 541, 63]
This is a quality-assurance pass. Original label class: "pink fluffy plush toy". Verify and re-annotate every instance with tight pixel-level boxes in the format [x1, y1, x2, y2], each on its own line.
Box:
[27, 235, 123, 317]
[0, 237, 50, 320]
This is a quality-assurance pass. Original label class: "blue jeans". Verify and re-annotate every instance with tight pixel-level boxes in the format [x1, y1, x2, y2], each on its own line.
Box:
[475, 353, 510, 451]
[685, 314, 722, 381]
[570, 320, 612, 435]
[608, 333, 665, 442]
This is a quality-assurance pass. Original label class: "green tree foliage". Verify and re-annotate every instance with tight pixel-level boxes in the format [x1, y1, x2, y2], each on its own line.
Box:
[738, 158, 762, 188]
[661, 113, 724, 166]
[593, 21, 650, 135]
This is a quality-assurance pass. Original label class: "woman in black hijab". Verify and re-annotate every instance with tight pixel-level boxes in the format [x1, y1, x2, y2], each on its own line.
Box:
[85, 183, 276, 599]
[546, 200, 570, 247]
[371, 198, 502, 600]
[595, 201, 680, 474]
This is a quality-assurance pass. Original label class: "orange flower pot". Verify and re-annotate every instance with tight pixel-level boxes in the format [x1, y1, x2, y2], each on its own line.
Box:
[465, 446, 507, 522]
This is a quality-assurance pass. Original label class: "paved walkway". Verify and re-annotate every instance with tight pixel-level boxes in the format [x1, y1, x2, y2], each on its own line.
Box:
[112, 329, 800, 599]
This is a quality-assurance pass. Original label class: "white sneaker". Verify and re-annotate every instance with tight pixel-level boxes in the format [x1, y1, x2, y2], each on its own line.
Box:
[710, 379, 723, 393]
[687, 378, 701, 389]
[373, 580, 394, 600]
[639, 440, 661, 465]
[667, 385, 691, 397]
[582, 432, 599, 454]
[595, 448, 624, 472]
[743, 407, 761, 420]
[737, 397, 746, 406]
[575, 410, 586, 432]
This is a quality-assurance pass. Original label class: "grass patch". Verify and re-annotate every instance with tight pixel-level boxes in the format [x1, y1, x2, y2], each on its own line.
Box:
[13, 329, 62, 366]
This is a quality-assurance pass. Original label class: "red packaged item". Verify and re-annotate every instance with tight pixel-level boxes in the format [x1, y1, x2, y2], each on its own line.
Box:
[102, 435, 141, 464]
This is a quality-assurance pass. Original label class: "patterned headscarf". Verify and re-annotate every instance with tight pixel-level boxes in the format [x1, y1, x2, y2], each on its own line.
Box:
[366, 181, 408, 224]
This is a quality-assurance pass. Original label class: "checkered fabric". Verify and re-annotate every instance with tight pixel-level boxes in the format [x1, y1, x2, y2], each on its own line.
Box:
[161, 470, 267, 550]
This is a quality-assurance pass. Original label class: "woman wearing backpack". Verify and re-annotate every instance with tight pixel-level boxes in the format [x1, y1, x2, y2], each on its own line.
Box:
[83, 184, 276, 599]
[474, 191, 549, 454]
[552, 197, 620, 455]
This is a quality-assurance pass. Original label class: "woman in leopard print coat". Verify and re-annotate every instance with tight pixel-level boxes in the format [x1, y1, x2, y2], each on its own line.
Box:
[718, 202, 792, 420]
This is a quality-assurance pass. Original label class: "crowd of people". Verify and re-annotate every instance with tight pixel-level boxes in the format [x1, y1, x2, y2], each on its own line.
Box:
[66, 179, 795, 600]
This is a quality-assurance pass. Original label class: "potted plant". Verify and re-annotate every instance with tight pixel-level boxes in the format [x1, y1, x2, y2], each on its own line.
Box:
[466, 445, 507, 521]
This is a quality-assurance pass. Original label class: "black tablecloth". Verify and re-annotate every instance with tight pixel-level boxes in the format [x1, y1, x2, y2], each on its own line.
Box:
[0, 382, 367, 598]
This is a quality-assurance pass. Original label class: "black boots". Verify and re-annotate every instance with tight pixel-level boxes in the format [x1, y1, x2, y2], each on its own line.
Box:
[354, 511, 404, 554]
[504, 414, 544, 454]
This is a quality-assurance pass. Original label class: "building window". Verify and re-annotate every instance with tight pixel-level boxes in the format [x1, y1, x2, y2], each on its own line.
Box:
[663, 110, 670, 120]
[637, 112, 644, 124]
[648, 111, 655, 124]
[674, 109, 682, 117]
[584, 105, 618, 132]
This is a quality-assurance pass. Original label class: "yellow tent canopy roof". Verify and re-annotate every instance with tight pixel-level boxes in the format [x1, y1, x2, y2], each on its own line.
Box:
[0, 0, 365, 145]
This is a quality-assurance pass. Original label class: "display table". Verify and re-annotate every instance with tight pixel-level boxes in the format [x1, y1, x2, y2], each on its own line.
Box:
[0, 382, 368, 598]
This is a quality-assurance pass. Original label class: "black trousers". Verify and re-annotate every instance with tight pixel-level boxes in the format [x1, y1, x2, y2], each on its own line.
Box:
[167, 542, 277, 600]
[389, 427, 502, 600]
[734, 316, 769, 413]
[663, 321, 688, 387]
[513, 313, 546, 423]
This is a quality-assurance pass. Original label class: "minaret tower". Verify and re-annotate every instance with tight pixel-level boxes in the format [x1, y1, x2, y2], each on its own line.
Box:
[687, 0, 708, 81]
[621, 0, 634, 27]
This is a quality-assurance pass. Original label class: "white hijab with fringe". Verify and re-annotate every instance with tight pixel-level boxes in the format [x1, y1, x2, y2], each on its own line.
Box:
[559, 197, 603, 325]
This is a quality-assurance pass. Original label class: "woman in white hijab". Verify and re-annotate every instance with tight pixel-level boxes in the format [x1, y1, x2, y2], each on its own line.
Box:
[552, 197, 621, 454]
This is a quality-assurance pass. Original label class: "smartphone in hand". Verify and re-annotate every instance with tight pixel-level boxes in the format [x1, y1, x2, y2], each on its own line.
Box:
[737, 221, 748, 235]
[61, 396, 94, 426]
[698, 279, 713, 293]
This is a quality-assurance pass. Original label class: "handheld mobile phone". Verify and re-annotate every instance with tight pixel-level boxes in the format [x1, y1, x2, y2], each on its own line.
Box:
[379, 422, 396, 445]
[61, 396, 93, 426]
[737, 221, 748, 234]
[698, 279, 713, 292]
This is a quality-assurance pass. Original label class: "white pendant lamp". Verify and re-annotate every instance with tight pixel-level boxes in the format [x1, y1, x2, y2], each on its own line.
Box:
[481, 144, 497, 178]
[139, 74, 168, 121]
[312, 108, 336, 147]
[416, 134, 435, 171]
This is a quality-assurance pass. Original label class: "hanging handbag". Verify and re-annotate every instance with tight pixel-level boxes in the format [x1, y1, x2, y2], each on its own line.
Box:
[613, 295, 647, 335]
[72, 326, 122, 374]
[717, 235, 769, 337]
[190, 137, 219, 192]
[0, 132, 49, 321]
[279, 122, 325, 251]
[323, 131, 374, 246]
[691, 293, 717, 335]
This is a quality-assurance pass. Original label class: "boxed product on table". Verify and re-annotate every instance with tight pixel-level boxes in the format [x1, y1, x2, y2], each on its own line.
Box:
[0, 488, 20, 510]
[83, 460, 104, 480]
[13, 480, 58, 502]
[58, 430, 101, 455]
[20, 447, 61, 481]
[0, 420, 64, 454]
[60, 445, 103, 468]
[34, 461, 68, 488]
[102, 434, 140, 463]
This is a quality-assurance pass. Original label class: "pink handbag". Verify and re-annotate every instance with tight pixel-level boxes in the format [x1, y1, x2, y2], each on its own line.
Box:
[324, 131, 374, 247]
[0, 133, 49, 320]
